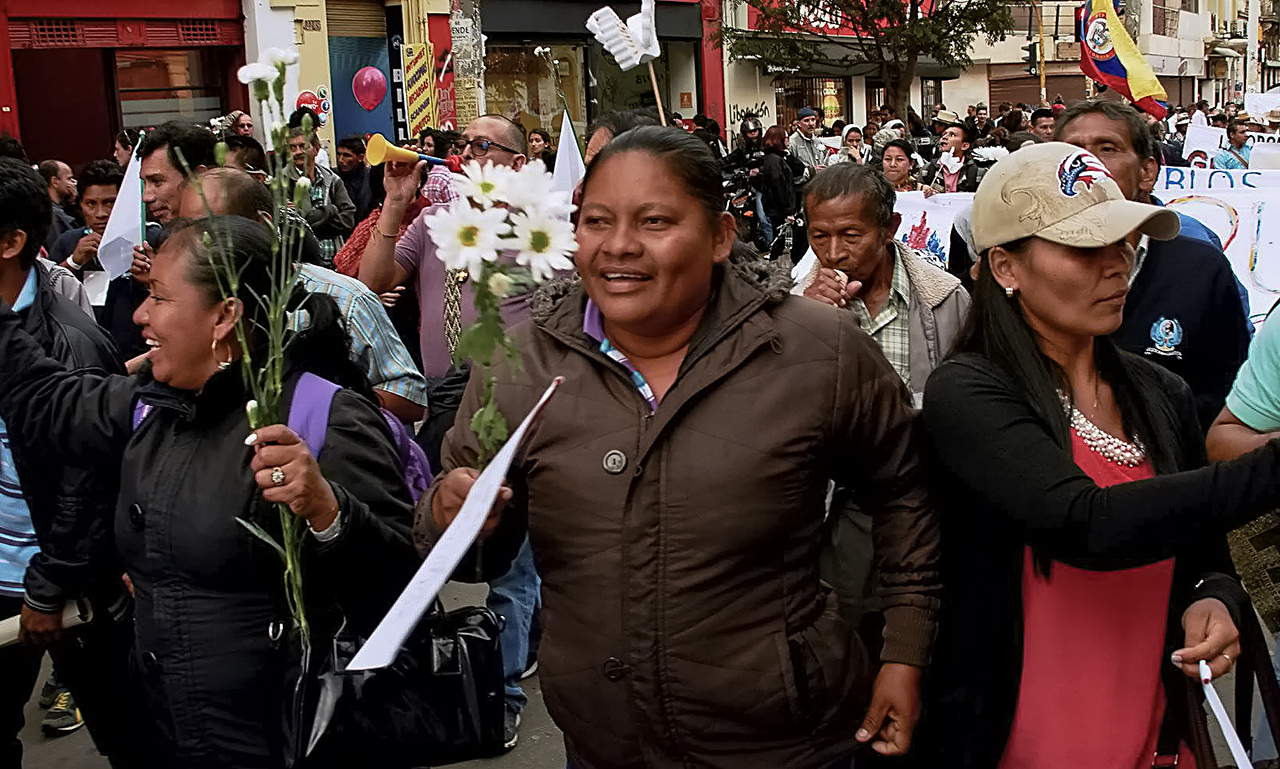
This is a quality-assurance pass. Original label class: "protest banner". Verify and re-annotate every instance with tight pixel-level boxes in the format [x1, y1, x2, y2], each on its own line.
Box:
[1156, 167, 1280, 190]
[1182, 123, 1280, 167]
[893, 191, 971, 268]
[1152, 173, 1280, 320]
[1245, 93, 1280, 121]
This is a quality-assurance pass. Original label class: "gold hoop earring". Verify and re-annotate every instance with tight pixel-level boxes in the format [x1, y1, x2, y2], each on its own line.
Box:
[211, 338, 232, 372]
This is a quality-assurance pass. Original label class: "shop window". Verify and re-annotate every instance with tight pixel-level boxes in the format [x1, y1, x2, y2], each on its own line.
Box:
[864, 81, 887, 125]
[921, 78, 944, 115]
[774, 76, 852, 129]
[586, 40, 699, 122]
[484, 44, 588, 151]
[116, 50, 224, 130]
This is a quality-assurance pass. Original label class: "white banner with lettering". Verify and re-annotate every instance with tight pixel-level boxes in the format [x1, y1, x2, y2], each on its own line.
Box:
[1154, 169, 1280, 318]
[1245, 93, 1280, 121]
[1182, 124, 1280, 167]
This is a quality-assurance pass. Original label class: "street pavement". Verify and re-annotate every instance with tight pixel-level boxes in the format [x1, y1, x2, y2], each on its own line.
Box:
[18, 579, 1252, 768]
[20, 582, 565, 769]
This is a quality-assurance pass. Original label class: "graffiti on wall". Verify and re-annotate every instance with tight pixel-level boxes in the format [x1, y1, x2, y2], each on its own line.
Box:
[729, 101, 771, 124]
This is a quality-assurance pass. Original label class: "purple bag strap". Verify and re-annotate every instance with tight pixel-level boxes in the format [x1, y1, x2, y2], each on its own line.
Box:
[131, 401, 153, 430]
[290, 372, 340, 459]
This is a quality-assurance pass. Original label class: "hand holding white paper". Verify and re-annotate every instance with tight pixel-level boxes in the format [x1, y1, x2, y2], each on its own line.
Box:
[346, 377, 564, 671]
[97, 144, 145, 279]
[0, 600, 92, 649]
[1200, 660, 1251, 767]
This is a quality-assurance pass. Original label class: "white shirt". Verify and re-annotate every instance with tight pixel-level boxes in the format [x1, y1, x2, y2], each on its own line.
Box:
[1191, 111, 1208, 126]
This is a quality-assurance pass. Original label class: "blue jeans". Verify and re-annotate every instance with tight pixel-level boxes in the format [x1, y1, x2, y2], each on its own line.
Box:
[487, 536, 541, 713]
[754, 194, 773, 245]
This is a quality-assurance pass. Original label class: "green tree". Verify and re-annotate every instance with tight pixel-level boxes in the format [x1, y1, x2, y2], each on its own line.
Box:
[719, 0, 1018, 122]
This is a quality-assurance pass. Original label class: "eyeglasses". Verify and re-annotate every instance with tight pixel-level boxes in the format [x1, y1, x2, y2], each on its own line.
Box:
[453, 138, 521, 157]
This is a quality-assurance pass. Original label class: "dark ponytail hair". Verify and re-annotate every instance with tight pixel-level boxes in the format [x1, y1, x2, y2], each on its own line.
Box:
[951, 242, 1182, 476]
[166, 215, 377, 403]
[581, 125, 723, 225]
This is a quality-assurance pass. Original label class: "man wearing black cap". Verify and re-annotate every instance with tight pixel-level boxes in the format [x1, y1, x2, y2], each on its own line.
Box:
[788, 106, 827, 182]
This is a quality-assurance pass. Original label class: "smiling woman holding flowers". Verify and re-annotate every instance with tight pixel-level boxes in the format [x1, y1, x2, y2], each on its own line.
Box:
[0, 216, 419, 768]
[418, 126, 941, 768]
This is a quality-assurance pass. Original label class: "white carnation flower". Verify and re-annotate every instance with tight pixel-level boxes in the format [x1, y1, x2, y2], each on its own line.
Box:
[237, 62, 277, 84]
[509, 210, 576, 283]
[424, 205, 512, 281]
[264, 47, 299, 66]
[453, 161, 514, 209]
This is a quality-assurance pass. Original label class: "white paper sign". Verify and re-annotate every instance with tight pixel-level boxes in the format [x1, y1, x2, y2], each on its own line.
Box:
[347, 377, 564, 671]
[97, 142, 145, 279]
[1245, 93, 1280, 121]
[1182, 123, 1280, 167]
[82, 271, 111, 307]
[1156, 167, 1280, 190]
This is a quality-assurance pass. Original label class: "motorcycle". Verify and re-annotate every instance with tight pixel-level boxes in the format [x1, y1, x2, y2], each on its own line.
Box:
[722, 152, 768, 252]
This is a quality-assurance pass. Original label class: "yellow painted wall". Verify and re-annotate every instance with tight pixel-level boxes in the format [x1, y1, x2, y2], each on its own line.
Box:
[290, 0, 337, 152]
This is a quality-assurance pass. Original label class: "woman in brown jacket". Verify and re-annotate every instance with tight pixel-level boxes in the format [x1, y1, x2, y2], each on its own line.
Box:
[417, 126, 942, 769]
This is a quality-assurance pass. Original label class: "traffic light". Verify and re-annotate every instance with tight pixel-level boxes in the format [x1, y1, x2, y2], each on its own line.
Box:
[1023, 41, 1039, 76]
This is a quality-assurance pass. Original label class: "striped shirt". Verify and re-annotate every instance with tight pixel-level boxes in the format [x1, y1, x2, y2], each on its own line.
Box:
[293, 264, 429, 407]
[849, 248, 912, 388]
[0, 270, 40, 597]
[584, 299, 658, 413]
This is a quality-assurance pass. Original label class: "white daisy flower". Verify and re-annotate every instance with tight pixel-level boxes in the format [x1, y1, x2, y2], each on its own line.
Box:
[487, 272, 514, 299]
[453, 161, 513, 209]
[237, 62, 277, 85]
[424, 205, 512, 281]
[503, 165, 575, 219]
[509, 210, 576, 282]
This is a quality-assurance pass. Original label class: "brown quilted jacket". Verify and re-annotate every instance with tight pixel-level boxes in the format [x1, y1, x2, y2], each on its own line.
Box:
[416, 262, 942, 769]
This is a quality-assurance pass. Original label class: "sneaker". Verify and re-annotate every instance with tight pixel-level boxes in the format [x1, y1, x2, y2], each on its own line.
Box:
[41, 691, 84, 736]
[502, 706, 520, 750]
[37, 677, 60, 709]
[520, 657, 538, 681]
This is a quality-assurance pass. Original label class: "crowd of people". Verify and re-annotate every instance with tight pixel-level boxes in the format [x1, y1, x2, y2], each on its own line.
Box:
[0, 89, 1276, 769]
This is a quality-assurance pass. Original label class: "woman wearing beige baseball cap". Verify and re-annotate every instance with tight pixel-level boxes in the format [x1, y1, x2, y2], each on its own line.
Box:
[914, 142, 1280, 767]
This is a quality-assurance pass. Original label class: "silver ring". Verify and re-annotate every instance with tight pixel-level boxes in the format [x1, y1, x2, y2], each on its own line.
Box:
[271, 467, 286, 487]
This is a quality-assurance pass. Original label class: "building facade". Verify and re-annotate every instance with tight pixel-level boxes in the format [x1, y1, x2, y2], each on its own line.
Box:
[0, 0, 248, 171]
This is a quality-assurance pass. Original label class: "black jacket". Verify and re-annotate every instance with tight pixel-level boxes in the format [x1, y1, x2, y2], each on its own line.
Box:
[759, 151, 797, 221]
[916, 352, 1280, 768]
[1114, 231, 1250, 431]
[918, 156, 982, 193]
[16, 262, 125, 613]
[0, 311, 420, 768]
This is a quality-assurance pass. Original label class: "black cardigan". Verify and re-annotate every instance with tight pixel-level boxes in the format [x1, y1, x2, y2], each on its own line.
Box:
[913, 351, 1280, 768]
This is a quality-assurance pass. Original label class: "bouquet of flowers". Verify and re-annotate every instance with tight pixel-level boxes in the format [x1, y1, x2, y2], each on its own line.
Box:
[423, 160, 577, 464]
[178, 47, 316, 646]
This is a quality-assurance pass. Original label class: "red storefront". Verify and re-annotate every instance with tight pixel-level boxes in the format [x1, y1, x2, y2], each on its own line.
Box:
[0, 0, 248, 171]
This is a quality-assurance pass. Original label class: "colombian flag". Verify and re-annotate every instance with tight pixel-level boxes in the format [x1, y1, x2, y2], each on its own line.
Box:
[1077, 0, 1168, 118]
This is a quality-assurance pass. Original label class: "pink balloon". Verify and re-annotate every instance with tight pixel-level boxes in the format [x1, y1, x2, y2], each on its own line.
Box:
[352, 67, 387, 111]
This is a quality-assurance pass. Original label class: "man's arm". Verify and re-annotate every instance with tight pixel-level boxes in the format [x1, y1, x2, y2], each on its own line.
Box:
[1207, 407, 1280, 462]
[376, 390, 425, 424]
[327, 173, 357, 237]
[358, 161, 421, 293]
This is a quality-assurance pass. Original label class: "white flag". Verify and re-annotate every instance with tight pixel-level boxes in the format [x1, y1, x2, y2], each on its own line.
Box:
[98, 144, 145, 279]
[551, 110, 586, 198]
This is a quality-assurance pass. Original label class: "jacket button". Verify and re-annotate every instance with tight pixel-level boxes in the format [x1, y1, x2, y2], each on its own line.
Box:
[602, 656, 629, 681]
[602, 450, 627, 474]
[129, 504, 144, 529]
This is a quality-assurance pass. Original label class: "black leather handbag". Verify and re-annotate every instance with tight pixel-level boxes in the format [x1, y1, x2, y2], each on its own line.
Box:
[290, 603, 507, 768]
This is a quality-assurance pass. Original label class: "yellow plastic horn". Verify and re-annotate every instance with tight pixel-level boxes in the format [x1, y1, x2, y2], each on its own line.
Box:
[365, 134, 424, 166]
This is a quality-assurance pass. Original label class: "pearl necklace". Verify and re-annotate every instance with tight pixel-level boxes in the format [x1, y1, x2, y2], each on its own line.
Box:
[1059, 393, 1146, 467]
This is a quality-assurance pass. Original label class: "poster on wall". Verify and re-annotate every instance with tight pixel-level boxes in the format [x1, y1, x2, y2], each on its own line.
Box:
[403, 43, 437, 138]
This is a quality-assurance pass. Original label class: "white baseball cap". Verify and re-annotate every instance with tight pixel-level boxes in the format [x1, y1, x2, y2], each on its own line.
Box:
[971, 142, 1180, 253]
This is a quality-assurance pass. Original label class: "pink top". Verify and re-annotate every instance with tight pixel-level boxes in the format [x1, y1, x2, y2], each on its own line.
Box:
[998, 429, 1194, 769]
